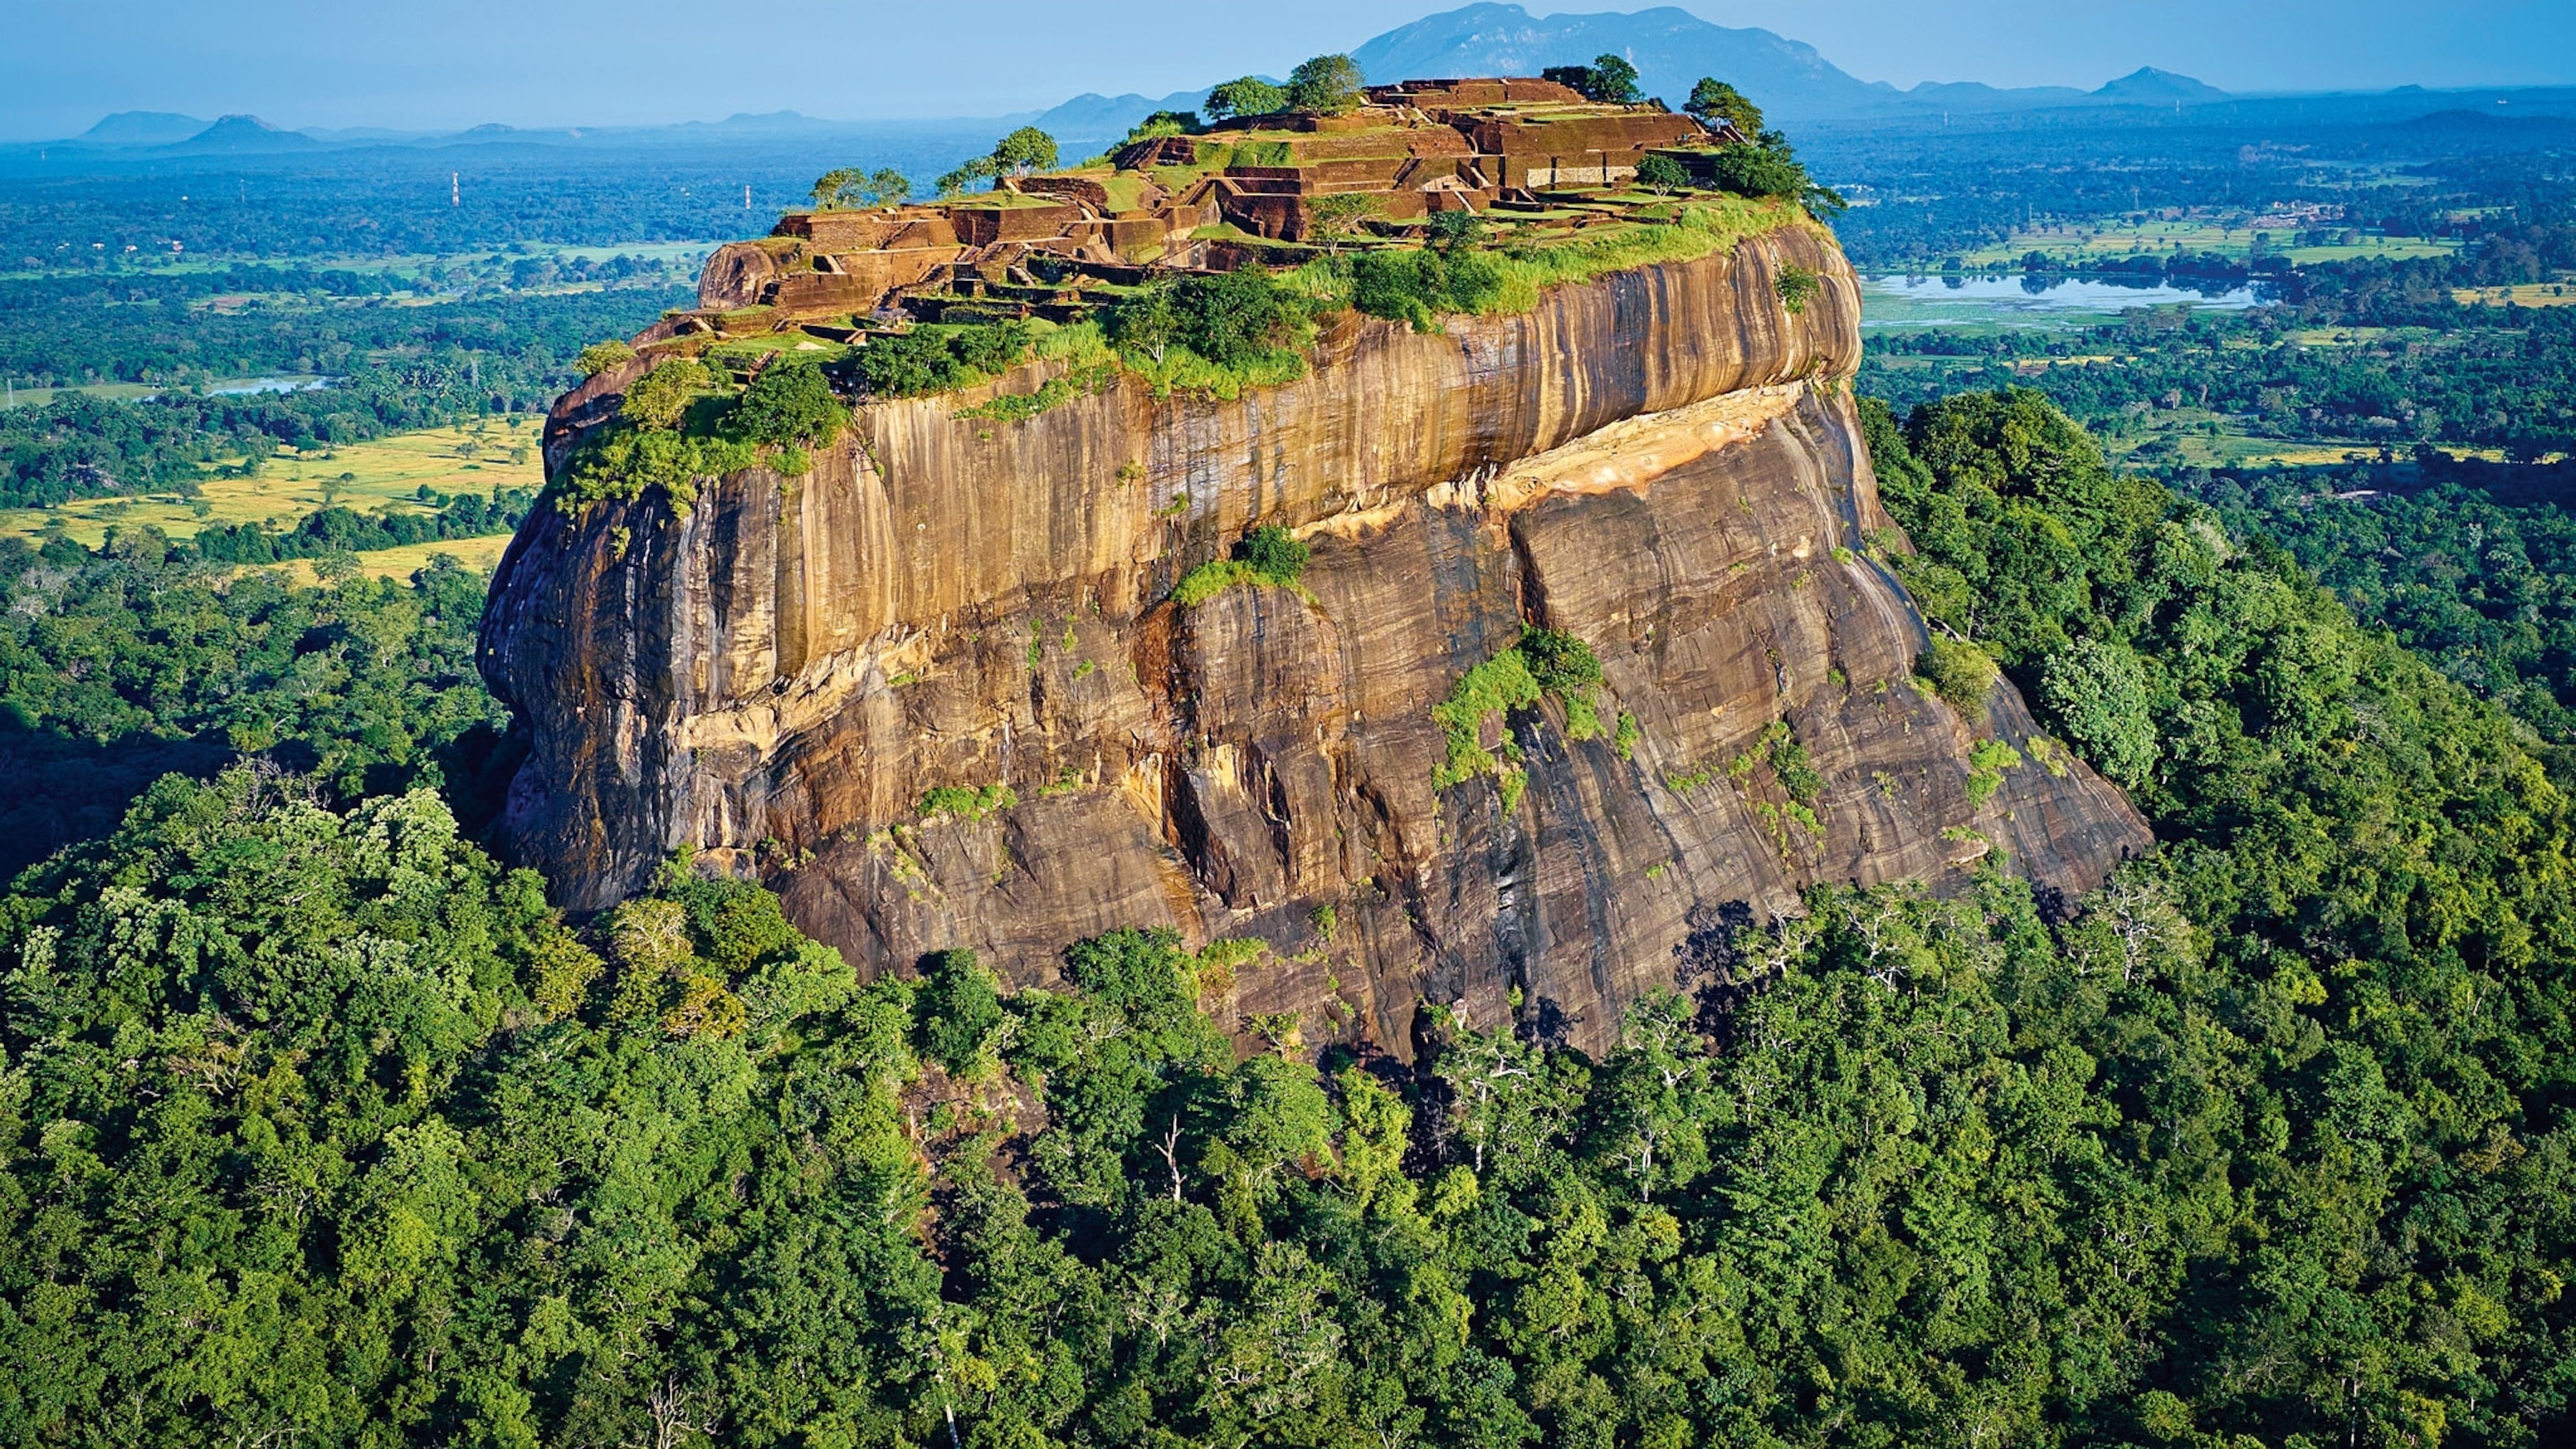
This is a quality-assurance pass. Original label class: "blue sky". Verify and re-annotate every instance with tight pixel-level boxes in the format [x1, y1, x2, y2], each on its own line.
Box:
[4, 0, 2569, 138]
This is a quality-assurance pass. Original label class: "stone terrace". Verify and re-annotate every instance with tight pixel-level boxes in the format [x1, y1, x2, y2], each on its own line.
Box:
[651, 77, 1748, 357]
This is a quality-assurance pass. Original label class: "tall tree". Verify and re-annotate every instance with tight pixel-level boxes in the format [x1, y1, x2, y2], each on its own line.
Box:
[1285, 55, 1365, 115]
[1203, 77, 1287, 120]
[1685, 76, 1764, 135]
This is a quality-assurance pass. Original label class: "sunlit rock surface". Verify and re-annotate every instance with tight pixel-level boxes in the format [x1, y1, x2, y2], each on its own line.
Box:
[483, 224, 2148, 1055]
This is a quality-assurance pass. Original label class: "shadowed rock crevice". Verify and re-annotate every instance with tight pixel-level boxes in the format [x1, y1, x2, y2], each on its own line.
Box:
[483, 227, 2148, 1057]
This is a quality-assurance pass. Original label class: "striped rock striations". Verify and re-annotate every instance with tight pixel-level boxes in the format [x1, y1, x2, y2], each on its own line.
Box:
[481, 222, 2148, 1056]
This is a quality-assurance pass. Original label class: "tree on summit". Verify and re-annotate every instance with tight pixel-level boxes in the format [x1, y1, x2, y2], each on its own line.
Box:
[937, 155, 998, 197]
[1544, 53, 1642, 105]
[1203, 76, 1287, 120]
[1285, 54, 1365, 114]
[990, 126, 1059, 177]
[1635, 153, 1690, 195]
[1121, 109, 1202, 143]
[808, 166, 911, 210]
[1685, 76, 1765, 136]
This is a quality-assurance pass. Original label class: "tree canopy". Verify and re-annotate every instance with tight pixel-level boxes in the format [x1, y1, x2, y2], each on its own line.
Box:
[1544, 54, 1643, 106]
[8, 391, 2575, 1447]
[1203, 77, 1287, 121]
[990, 127, 1059, 178]
[808, 166, 911, 210]
[1684, 77, 1764, 135]
[1284, 55, 1364, 115]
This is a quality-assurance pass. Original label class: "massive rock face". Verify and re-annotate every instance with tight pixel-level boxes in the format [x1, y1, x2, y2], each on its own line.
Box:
[482, 223, 2148, 1055]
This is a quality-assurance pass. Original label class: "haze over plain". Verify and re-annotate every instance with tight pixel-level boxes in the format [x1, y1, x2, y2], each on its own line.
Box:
[5, 0, 2570, 139]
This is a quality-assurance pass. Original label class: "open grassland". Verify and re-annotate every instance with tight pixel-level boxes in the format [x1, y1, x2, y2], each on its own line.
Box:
[1, 419, 543, 548]
[2283, 326, 2418, 346]
[258, 532, 514, 586]
[0, 239, 710, 288]
[1960, 216, 2457, 267]
[2099, 413, 2563, 470]
[2454, 282, 2576, 308]
[1, 382, 159, 409]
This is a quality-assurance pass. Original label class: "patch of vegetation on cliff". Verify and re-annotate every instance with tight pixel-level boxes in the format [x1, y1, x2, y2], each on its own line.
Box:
[551, 356, 849, 514]
[1965, 735, 2023, 805]
[1775, 262, 1821, 314]
[1348, 246, 1508, 330]
[858, 319, 1034, 398]
[1489, 198, 1806, 311]
[1732, 718, 1825, 804]
[1722, 718, 1828, 854]
[916, 782, 1018, 823]
[953, 358, 1121, 423]
[1171, 524, 1311, 606]
[1432, 626, 1608, 803]
[1918, 633, 2002, 714]
[1281, 195, 1806, 330]
[1103, 267, 1315, 399]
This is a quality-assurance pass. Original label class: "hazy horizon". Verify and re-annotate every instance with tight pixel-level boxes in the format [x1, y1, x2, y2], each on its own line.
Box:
[6, 0, 2572, 141]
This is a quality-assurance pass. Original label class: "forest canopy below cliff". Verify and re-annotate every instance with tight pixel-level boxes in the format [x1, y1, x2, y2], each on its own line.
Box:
[3, 390, 2570, 1449]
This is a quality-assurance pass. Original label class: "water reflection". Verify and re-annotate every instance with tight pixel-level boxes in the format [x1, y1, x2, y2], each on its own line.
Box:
[1863, 273, 2263, 325]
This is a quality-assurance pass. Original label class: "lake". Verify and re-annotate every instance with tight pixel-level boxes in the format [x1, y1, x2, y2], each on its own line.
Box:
[1861, 273, 2265, 329]
[205, 376, 332, 397]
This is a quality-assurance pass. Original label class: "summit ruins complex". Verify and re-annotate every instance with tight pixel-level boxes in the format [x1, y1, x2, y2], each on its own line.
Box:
[683, 78, 1745, 338]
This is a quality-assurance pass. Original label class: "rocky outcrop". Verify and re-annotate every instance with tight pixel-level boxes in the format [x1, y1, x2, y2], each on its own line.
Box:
[482, 223, 2148, 1056]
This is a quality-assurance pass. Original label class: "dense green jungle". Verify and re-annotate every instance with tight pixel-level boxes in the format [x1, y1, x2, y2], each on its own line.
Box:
[5, 52, 2576, 1449]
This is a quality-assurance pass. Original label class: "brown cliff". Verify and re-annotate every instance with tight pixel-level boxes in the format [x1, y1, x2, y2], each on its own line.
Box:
[481, 223, 2148, 1055]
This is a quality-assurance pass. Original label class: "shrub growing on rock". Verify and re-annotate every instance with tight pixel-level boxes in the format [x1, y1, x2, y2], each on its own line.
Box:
[1353, 248, 1504, 329]
[1922, 635, 2002, 714]
[856, 322, 1032, 397]
[1172, 523, 1313, 605]
[619, 358, 715, 430]
[727, 360, 846, 448]
[1236, 523, 1310, 584]
[575, 338, 636, 376]
[1636, 153, 1691, 195]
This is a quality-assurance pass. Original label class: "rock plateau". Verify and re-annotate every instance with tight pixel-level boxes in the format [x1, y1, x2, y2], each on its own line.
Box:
[483, 208, 2148, 1057]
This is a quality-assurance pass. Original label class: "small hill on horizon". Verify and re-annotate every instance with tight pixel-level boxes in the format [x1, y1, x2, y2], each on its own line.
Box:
[169, 114, 318, 153]
[2092, 65, 2232, 105]
[77, 111, 210, 146]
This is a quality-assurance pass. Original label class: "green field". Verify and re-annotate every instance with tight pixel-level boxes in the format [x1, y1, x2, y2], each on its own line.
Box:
[2093, 408, 2564, 471]
[0, 381, 159, 409]
[262, 532, 515, 585]
[2455, 282, 2576, 309]
[0, 238, 710, 287]
[1, 418, 544, 548]
[1959, 215, 2458, 267]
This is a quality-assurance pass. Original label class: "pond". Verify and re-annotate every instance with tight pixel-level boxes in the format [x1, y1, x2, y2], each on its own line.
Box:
[1860, 273, 2265, 329]
[204, 375, 333, 397]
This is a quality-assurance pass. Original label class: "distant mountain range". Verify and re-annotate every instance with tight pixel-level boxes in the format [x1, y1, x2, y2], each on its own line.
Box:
[1352, 4, 1884, 120]
[53, 108, 1013, 156]
[40, 2, 2576, 156]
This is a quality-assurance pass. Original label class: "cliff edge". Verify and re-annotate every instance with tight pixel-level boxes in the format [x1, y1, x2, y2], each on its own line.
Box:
[482, 223, 2148, 1056]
